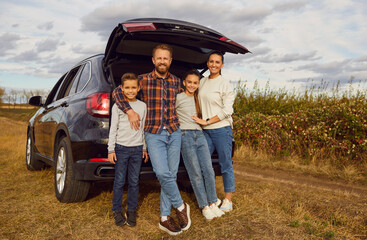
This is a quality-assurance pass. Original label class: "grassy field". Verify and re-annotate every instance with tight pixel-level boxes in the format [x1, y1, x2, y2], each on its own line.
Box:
[0, 111, 366, 239]
[0, 107, 38, 122]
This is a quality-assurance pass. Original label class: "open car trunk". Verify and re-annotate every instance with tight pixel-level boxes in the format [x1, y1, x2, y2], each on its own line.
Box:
[102, 18, 250, 87]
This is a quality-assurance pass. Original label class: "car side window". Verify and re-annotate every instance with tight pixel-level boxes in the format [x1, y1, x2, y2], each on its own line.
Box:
[63, 66, 83, 98]
[65, 70, 81, 97]
[76, 62, 91, 93]
[44, 74, 66, 106]
[55, 66, 82, 100]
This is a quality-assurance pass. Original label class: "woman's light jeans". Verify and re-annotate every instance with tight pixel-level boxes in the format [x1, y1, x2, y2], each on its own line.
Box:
[204, 126, 235, 193]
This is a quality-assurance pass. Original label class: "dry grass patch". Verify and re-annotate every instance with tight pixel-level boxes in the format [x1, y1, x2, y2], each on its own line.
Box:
[234, 145, 367, 184]
[1, 117, 366, 239]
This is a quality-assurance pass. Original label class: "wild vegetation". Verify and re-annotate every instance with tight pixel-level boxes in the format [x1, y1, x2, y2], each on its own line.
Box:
[0, 87, 5, 104]
[233, 80, 367, 183]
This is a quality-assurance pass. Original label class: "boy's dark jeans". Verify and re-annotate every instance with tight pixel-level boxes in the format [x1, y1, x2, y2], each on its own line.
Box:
[112, 144, 143, 212]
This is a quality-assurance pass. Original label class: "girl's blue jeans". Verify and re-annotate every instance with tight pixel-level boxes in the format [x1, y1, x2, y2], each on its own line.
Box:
[181, 130, 218, 209]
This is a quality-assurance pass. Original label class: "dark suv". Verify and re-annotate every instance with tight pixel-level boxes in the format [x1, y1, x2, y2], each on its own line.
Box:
[26, 18, 249, 203]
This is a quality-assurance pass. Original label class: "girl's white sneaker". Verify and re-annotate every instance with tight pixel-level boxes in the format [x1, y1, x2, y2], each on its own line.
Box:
[210, 204, 225, 217]
[202, 206, 217, 221]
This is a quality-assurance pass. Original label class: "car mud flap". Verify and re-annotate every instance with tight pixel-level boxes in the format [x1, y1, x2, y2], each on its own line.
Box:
[73, 160, 87, 180]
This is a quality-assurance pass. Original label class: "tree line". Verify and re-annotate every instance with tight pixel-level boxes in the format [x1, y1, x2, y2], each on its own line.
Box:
[0, 87, 49, 108]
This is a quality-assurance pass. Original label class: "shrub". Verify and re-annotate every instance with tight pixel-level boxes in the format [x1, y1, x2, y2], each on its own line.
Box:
[233, 80, 367, 167]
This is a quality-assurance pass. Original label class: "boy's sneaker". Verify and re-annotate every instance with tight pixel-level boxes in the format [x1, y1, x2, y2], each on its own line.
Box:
[215, 198, 221, 207]
[219, 198, 233, 212]
[113, 211, 126, 226]
[210, 204, 225, 217]
[202, 206, 217, 221]
[175, 202, 191, 231]
[159, 216, 182, 236]
[125, 210, 137, 227]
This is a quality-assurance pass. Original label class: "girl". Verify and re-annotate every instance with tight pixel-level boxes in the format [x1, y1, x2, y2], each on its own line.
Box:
[192, 51, 235, 212]
[176, 69, 225, 221]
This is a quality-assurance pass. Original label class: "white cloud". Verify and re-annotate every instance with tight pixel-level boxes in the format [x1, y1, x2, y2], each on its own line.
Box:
[37, 21, 54, 31]
[36, 38, 63, 52]
[9, 50, 40, 62]
[273, 1, 307, 12]
[0, 33, 21, 55]
[0, 0, 366, 91]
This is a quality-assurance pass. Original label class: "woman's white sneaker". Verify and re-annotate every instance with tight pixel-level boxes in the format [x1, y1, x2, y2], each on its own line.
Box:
[202, 206, 217, 221]
[215, 198, 221, 207]
[219, 198, 233, 212]
[210, 204, 225, 217]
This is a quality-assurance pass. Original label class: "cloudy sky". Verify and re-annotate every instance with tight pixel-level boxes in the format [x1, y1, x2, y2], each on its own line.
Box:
[1, 0, 366, 93]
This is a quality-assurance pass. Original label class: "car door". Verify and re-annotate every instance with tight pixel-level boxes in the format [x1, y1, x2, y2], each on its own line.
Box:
[61, 61, 92, 143]
[33, 75, 65, 156]
[38, 65, 83, 157]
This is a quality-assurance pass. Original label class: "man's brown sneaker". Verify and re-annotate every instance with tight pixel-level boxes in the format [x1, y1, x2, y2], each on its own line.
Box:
[176, 202, 191, 231]
[159, 216, 182, 236]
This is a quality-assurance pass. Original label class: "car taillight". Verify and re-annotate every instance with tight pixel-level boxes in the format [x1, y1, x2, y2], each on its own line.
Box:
[219, 36, 248, 50]
[123, 23, 157, 32]
[86, 92, 110, 118]
[89, 158, 109, 162]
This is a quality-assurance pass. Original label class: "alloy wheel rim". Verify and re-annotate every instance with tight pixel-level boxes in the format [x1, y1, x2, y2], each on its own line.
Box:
[56, 147, 66, 193]
[26, 137, 31, 165]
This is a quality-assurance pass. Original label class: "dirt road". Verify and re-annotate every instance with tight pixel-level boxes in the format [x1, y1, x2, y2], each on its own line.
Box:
[234, 164, 367, 197]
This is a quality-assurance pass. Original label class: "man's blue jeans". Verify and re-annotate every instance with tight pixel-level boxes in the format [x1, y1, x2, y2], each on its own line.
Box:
[145, 129, 183, 217]
[112, 144, 143, 212]
[204, 126, 235, 193]
[181, 130, 218, 209]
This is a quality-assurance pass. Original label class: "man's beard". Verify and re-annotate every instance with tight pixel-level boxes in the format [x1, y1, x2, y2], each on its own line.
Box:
[155, 64, 170, 75]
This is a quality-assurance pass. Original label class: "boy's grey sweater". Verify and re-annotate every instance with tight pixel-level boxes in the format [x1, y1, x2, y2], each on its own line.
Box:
[108, 100, 147, 153]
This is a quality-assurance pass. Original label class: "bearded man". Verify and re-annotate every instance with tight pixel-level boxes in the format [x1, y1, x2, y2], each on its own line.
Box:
[112, 44, 190, 236]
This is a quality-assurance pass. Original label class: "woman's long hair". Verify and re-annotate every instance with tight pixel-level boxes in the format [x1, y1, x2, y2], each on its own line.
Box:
[183, 69, 202, 119]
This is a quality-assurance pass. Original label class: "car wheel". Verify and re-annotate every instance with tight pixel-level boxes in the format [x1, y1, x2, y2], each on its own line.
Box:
[54, 137, 90, 202]
[26, 133, 45, 171]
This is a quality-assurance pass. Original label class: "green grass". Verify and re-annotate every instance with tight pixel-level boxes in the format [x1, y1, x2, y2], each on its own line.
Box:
[0, 106, 39, 122]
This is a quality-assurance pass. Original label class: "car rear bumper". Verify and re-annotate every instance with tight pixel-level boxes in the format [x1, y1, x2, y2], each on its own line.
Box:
[73, 159, 222, 181]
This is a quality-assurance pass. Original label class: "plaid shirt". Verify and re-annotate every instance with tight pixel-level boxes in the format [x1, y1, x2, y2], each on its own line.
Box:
[112, 70, 182, 134]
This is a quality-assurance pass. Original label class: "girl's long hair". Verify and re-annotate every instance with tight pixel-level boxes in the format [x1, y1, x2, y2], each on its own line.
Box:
[183, 69, 202, 119]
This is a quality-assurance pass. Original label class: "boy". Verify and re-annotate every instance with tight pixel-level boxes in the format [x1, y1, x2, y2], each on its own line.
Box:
[108, 72, 148, 227]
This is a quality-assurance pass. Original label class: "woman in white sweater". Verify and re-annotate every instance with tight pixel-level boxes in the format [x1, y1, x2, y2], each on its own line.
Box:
[193, 51, 235, 212]
[176, 69, 225, 221]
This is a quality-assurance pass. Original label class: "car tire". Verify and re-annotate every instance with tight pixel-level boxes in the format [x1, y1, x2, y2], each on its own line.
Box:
[54, 137, 90, 202]
[26, 133, 45, 171]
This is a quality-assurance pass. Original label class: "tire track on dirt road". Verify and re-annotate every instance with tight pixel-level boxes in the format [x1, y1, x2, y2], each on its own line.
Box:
[234, 165, 367, 198]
